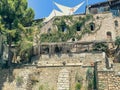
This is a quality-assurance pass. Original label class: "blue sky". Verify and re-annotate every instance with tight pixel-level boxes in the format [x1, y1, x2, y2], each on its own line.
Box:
[28, 0, 106, 19]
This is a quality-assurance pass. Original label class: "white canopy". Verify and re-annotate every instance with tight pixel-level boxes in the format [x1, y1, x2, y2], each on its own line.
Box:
[44, 1, 85, 22]
[54, 1, 85, 15]
[44, 9, 64, 22]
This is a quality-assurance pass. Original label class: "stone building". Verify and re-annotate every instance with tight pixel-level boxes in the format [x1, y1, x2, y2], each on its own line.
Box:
[88, 0, 120, 16]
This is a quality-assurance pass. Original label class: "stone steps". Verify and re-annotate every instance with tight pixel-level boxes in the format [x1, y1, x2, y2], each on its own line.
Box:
[57, 69, 69, 90]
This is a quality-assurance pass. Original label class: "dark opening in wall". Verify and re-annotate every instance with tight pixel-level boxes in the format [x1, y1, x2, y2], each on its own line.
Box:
[72, 38, 75, 41]
[60, 21, 67, 32]
[76, 26, 81, 31]
[61, 25, 66, 32]
[48, 28, 51, 34]
[42, 46, 49, 54]
[54, 46, 62, 53]
[106, 31, 112, 40]
[76, 23, 81, 31]
[114, 20, 118, 27]
[90, 22, 95, 31]
[106, 31, 112, 36]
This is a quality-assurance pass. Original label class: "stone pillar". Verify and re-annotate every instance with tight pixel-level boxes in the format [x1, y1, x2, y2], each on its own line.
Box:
[49, 44, 52, 57]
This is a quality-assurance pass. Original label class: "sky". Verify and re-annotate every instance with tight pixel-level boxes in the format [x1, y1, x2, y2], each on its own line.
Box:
[28, 0, 107, 19]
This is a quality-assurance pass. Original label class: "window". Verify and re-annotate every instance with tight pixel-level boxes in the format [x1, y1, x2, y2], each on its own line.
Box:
[61, 25, 66, 32]
[72, 38, 75, 41]
[48, 28, 51, 34]
[114, 20, 118, 27]
[106, 31, 112, 40]
[60, 21, 66, 32]
[89, 22, 95, 31]
[106, 31, 111, 36]
[76, 23, 81, 31]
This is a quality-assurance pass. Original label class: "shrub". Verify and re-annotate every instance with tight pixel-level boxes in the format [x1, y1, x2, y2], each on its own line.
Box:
[75, 83, 82, 90]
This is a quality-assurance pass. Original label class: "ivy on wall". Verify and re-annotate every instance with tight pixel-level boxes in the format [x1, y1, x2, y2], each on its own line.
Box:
[40, 14, 95, 42]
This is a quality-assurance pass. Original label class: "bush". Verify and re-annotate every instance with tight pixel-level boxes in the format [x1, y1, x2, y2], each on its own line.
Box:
[75, 83, 82, 90]
[39, 85, 43, 90]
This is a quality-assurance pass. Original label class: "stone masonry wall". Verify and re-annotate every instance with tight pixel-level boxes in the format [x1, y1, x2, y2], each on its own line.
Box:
[39, 13, 120, 43]
[98, 71, 120, 90]
[2, 53, 105, 90]
[80, 13, 117, 42]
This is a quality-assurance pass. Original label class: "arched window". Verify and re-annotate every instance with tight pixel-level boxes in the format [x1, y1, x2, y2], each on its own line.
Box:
[89, 22, 95, 31]
[114, 20, 118, 27]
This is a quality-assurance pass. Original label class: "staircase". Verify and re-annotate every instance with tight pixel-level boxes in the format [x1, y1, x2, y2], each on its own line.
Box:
[57, 69, 69, 90]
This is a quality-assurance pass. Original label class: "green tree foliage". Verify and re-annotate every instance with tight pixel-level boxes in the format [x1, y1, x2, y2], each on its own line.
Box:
[93, 43, 108, 52]
[115, 36, 120, 51]
[75, 83, 82, 90]
[0, 0, 34, 66]
[86, 68, 94, 90]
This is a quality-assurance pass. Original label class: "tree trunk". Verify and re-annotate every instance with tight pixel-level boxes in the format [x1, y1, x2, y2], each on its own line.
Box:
[8, 23, 12, 68]
[8, 34, 12, 67]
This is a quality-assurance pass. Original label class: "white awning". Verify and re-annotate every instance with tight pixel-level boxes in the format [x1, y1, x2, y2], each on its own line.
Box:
[44, 9, 64, 22]
[54, 1, 85, 15]
[44, 1, 85, 22]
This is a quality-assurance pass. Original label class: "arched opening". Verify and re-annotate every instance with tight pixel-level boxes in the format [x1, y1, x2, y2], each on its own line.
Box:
[72, 38, 75, 42]
[114, 20, 118, 27]
[89, 22, 95, 31]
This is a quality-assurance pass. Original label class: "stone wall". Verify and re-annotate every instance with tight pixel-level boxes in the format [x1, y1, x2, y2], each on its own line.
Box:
[80, 13, 117, 42]
[97, 61, 120, 90]
[39, 12, 120, 43]
[98, 71, 120, 90]
[38, 53, 105, 67]
[2, 53, 105, 90]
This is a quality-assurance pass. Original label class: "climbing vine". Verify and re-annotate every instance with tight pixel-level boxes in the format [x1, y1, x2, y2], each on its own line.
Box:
[40, 14, 94, 42]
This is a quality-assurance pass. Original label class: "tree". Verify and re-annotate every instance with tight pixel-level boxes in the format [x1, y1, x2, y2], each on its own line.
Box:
[0, 0, 34, 67]
[113, 36, 120, 62]
[86, 68, 94, 90]
[115, 36, 120, 52]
